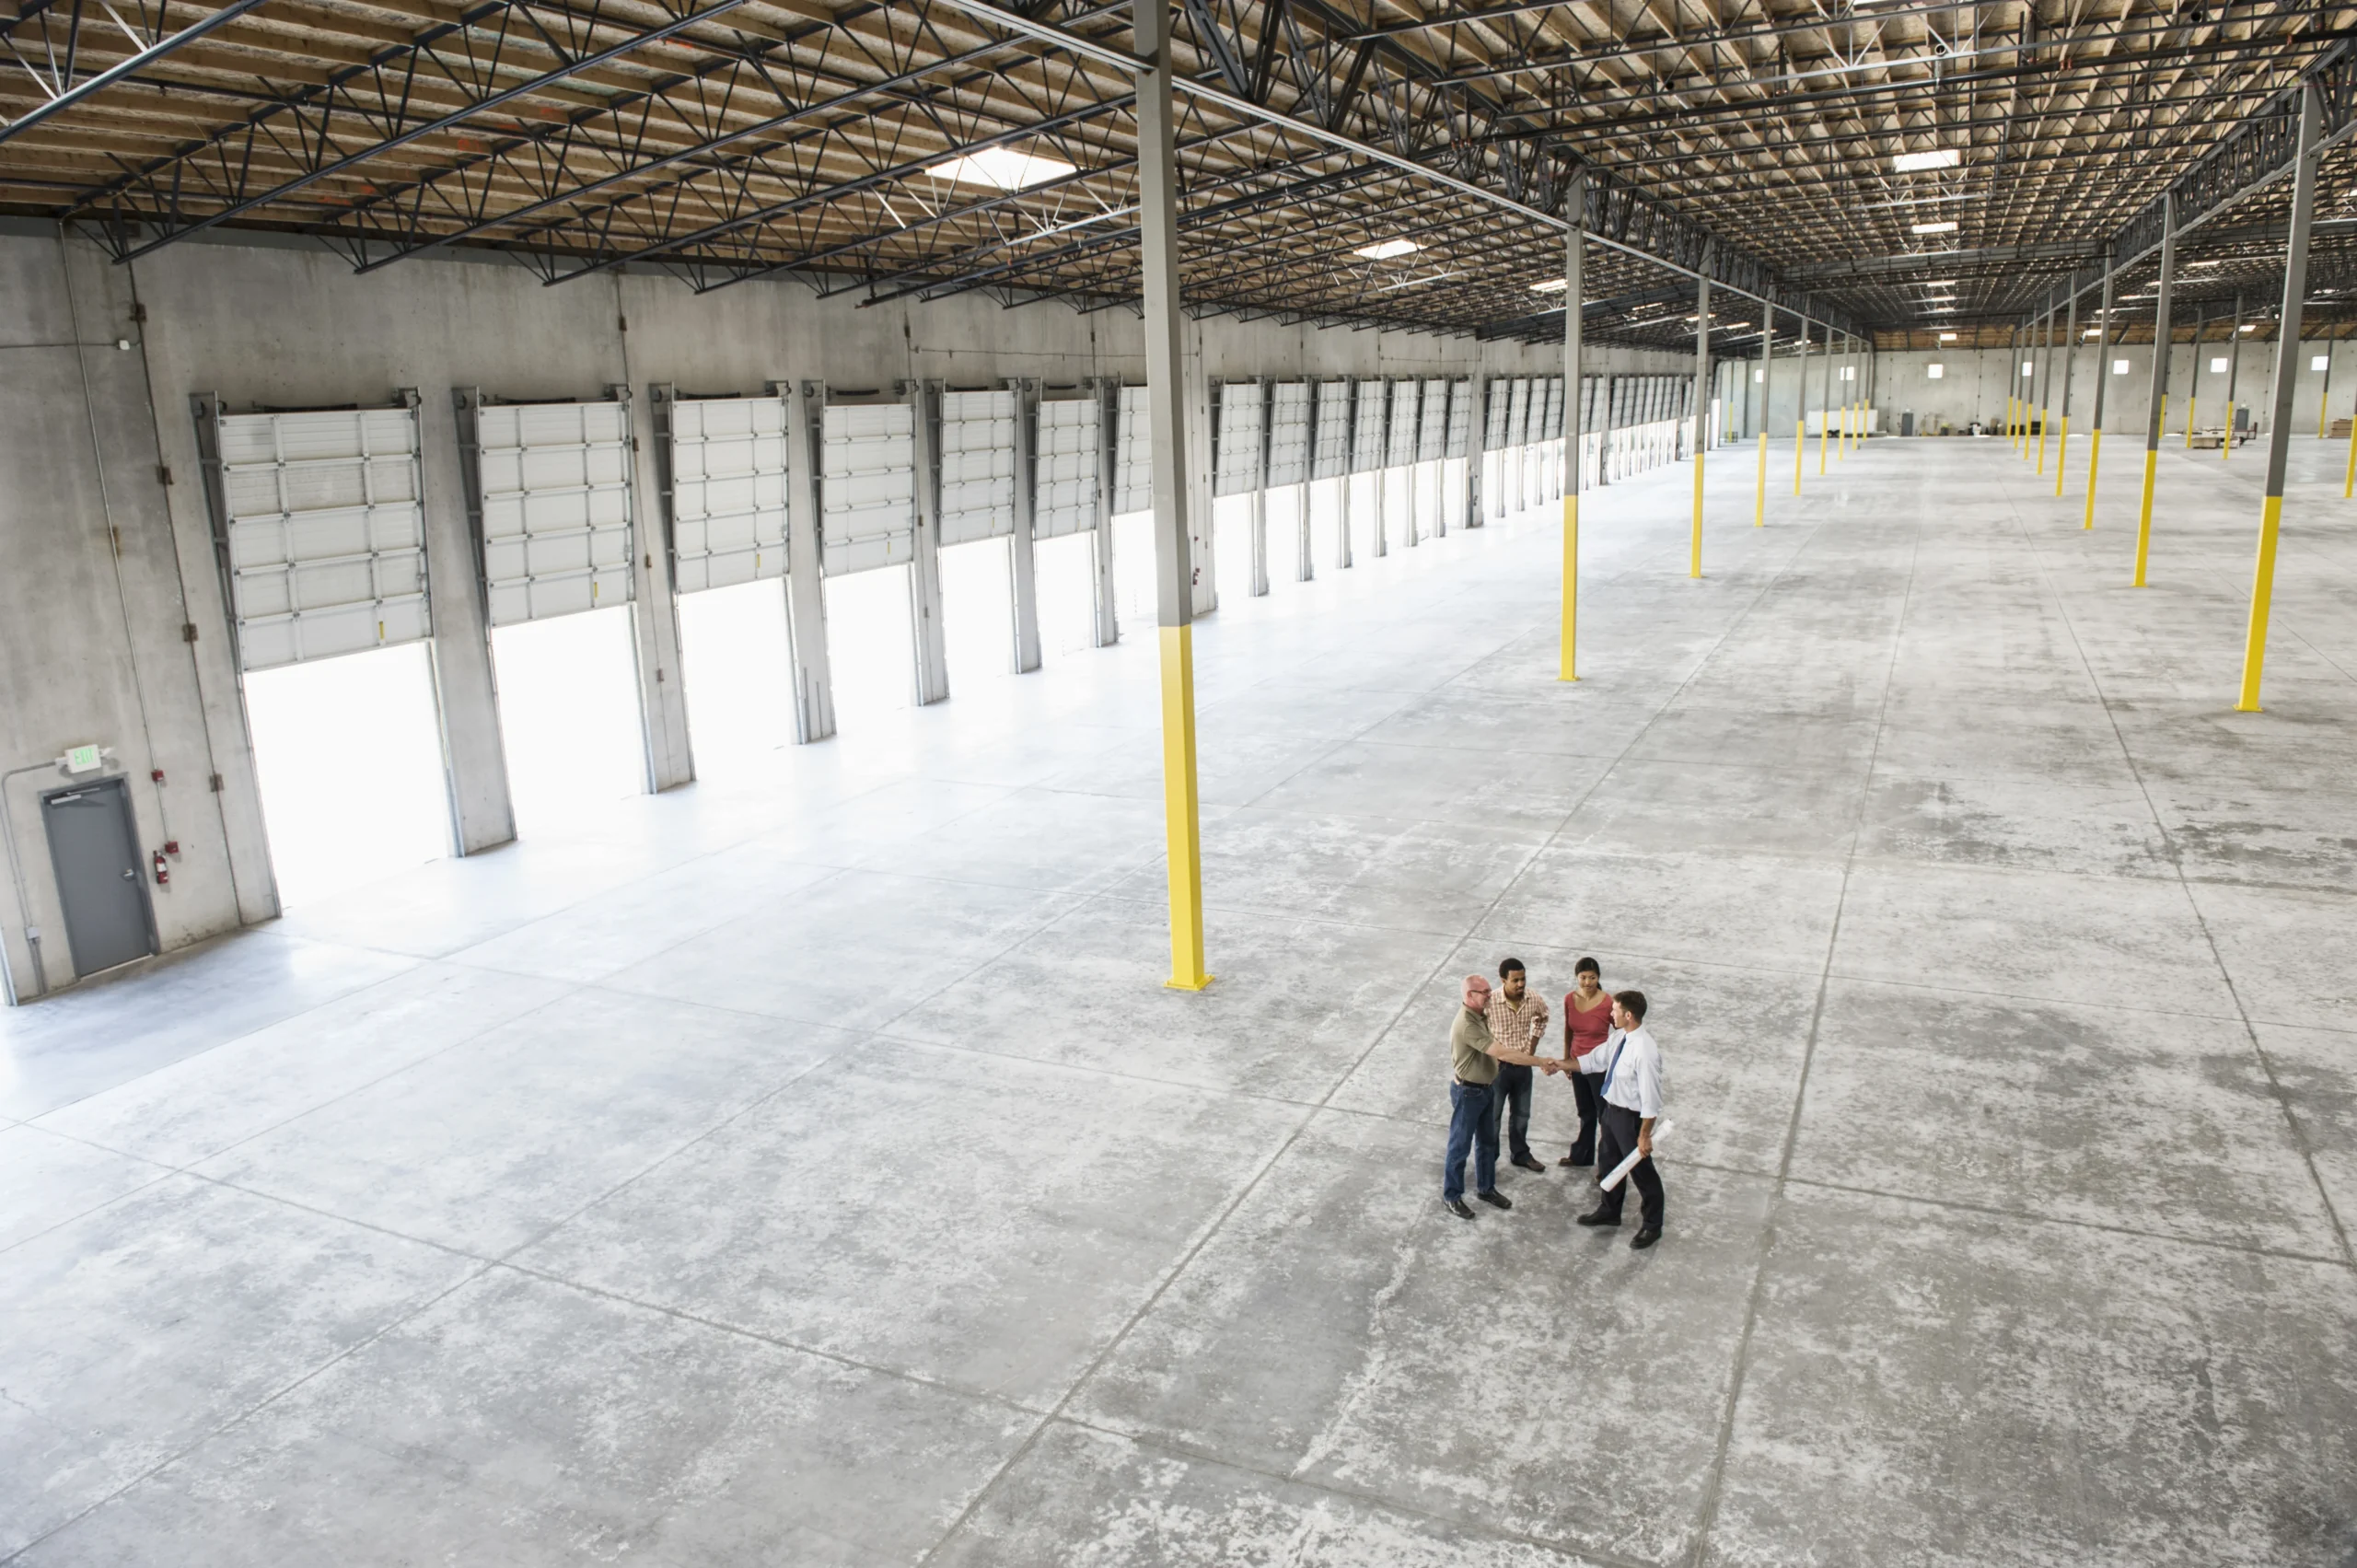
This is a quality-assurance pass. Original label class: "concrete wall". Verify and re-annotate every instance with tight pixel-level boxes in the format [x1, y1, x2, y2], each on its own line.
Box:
[1867, 342, 2357, 439]
[0, 219, 1689, 1000]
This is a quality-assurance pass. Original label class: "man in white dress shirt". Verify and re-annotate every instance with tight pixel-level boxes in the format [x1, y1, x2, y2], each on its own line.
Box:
[1576, 989, 1666, 1249]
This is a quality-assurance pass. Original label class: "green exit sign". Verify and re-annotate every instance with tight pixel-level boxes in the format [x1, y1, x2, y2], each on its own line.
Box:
[64, 744, 102, 772]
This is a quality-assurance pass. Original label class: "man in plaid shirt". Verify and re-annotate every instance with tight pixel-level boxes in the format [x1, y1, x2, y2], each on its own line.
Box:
[1485, 957, 1551, 1174]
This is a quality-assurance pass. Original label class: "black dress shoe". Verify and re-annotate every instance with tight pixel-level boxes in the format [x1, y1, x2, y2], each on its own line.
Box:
[1476, 1190, 1513, 1210]
[1576, 1207, 1619, 1227]
[1630, 1227, 1661, 1250]
[1511, 1154, 1547, 1173]
[1556, 1155, 1593, 1168]
[1443, 1198, 1475, 1219]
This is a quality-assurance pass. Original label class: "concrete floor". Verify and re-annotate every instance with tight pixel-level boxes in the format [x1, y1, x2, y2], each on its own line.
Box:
[4, 433, 2354, 1567]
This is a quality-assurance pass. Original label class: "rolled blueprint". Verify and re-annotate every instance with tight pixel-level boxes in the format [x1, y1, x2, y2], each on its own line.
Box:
[1598, 1119, 1670, 1192]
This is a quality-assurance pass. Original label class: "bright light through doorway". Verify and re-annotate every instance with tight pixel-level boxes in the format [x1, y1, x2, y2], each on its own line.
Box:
[242, 642, 450, 910]
[824, 563, 917, 731]
[491, 606, 646, 834]
[677, 579, 796, 775]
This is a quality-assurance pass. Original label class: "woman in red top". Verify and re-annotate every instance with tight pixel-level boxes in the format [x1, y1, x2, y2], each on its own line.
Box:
[1559, 957, 1614, 1168]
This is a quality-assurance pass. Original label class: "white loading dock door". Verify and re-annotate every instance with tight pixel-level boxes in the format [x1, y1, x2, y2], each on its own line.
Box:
[476, 400, 635, 625]
[937, 389, 1018, 546]
[668, 393, 790, 593]
[1482, 381, 1511, 452]
[214, 404, 430, 670]
[1509, 378, 1536, 447]
[821, 401, 918, 575]
[1446, 379, 1474, 459]
[1386, 379, 1422, 469]
[1311, 380, 1353, 481]
[1265, 383, 1312, 487]
[1113, 385, 1153, 514]
[1034, 395, 1102, 539]
[1351, 379, 1388, 473]
[1213, 381, 1264, 498]
[1416, 379, 1449, 463]
[1543, 377, 1564, 441]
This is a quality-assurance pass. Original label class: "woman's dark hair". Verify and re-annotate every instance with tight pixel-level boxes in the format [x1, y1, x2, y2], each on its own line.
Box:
[1574, 957, 1601, 978]
[1614, 989, 1647, 1023]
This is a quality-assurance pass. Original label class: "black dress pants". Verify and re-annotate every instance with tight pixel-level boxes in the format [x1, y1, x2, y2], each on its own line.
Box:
[1565, 1071, 1602, 1165]
[1487, 1063, 1534, 1161]
[1592, 1102, 1665, 1231]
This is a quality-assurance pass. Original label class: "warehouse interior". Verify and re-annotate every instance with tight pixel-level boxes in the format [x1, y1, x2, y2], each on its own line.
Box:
[3, 0, 2355, 1562]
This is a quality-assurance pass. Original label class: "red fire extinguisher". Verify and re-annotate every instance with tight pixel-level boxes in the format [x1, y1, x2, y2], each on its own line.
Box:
[153, 850, 169, 887]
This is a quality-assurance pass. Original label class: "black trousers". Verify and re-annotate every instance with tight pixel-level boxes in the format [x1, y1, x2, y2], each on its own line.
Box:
[1592, 1102, 1665, 1231]
[1564, 1071, 1602, 1165]
[1486, 1063, 1534, 1161]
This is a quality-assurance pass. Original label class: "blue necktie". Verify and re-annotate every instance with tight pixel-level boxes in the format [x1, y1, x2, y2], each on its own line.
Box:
[1601, 1042, 1621, 1098]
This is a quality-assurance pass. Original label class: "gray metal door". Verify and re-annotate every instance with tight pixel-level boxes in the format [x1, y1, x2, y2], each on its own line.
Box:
[43, 778, 152, 978]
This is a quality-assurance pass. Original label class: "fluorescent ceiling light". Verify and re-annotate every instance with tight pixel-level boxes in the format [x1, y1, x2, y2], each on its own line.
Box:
[1353, 238, 1421, 261]
[1910, 220, 1960, 235]
[1938, 331, 1958, 341]
[1918, 278, 1958, 285]
[2084, 329, 2102, 337]
[1529, 277, 1569, 293]
[2186, 259, 2223, 268]
[2238, 322, 2257, 331]
[933, 145, 1078, 190]
[1926, 304, 1957, 312]
[1892, 147, 1961, 173]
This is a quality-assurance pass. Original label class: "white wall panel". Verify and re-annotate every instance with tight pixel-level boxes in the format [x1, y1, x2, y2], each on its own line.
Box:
[477, 400, 634, 627]
[937, 389, 1017, 546]
[1034, 395, 1101, 540]
[215, 405, 429, 670]
[820, 400, 917, 575]
[668, 393, 788, 594]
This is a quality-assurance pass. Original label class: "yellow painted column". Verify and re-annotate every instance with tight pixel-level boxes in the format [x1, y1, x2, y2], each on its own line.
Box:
[2133, 450, 2158, 586]
[2235, 496, 2284, 711]
[2037, 408, 2049, 473]
[2054, 417, 2069, 495]
[1690, 447, 1704, 577]
[2344, 404, 2357, 496]
[2083, 428, 2102, 528]
[1754, 430, 1767, 526]
[2185, 394, 2196, 448]
[2319, 384, 2330, 438]
[1817, 409, 1829, 474]
[2221, 401, 2234, 460]
[1157, 625, 1210, 990]
[1560, 494, 1578, 679]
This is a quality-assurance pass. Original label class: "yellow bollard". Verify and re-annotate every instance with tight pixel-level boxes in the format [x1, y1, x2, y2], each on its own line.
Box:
[2185, 394, 2196, 449]
[2221, 401, 2234, 460]
[2083, 427, 2102, 528]
[1793, 420, 1804, 495]
[2320, 385, 2330, 438]
[1818, 410, 1829, 474]
[2133, 449, 2158, 586]
[2346, 401, 2357, 497]
[2054, 417, 2069, 495]
[1690, 447, 1704, 578]
[2038, 409, 2049, 473]
[2235, 495, 2283, 712]
[1559, 494, 1578, 680]
[1755, 429, 1768, 526]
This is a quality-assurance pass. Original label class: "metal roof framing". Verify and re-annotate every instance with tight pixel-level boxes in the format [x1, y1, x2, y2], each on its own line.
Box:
[0, 0, 2347, 341]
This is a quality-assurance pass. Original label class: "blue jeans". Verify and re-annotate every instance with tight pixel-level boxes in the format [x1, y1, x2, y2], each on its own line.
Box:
[1444, 1080, 1499, 1202]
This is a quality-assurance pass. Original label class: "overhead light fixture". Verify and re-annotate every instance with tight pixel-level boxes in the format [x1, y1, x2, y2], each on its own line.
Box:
[1938, 331, 1959, 341]
[1911, 220, 1960, 235]
[2084, 328, 2102, 337]
[1892, 147, 1961, 173]
[2239, 322, 2258, 331]
[1926, 304, 1958, 313]
[2186, 259, 2223, 268]
[933, 145, 1078, 190]
[1353, 238, 1421, 261]
[1918, 278, 1959, 285]
[1530, 277, 1569, 293]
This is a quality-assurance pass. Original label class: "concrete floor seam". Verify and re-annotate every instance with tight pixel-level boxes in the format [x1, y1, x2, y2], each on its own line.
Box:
[1683, 460, 1927, 1568]
[2003, 472, 2357, 1273]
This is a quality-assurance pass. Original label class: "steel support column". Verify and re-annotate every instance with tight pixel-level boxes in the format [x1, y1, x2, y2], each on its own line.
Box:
[1138, 0, 1208, 991]
[1691, 273, 1710, 577]
[2137, 193, 2179, 587]
[2223, 292, 2245, 459]
[906, 379, 952, 705]
[2085, 261, 2116, 529]
[1561, 168, 1584, 682]
[1793, 319, 1808, 494]
[1092, 376, 1120, 646]
[2239, 82, 2321, 711]
[2057, 283, 2079, 494]
[780, 380, 838, 741]
[1009, 378, 1044, 672]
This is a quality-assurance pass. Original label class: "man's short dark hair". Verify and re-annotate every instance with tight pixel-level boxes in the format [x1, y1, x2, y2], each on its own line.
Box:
[1499, 957, 1526, 980]
[1614, 989, 1647, 1023]
[1574, 957, 1601, 978]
